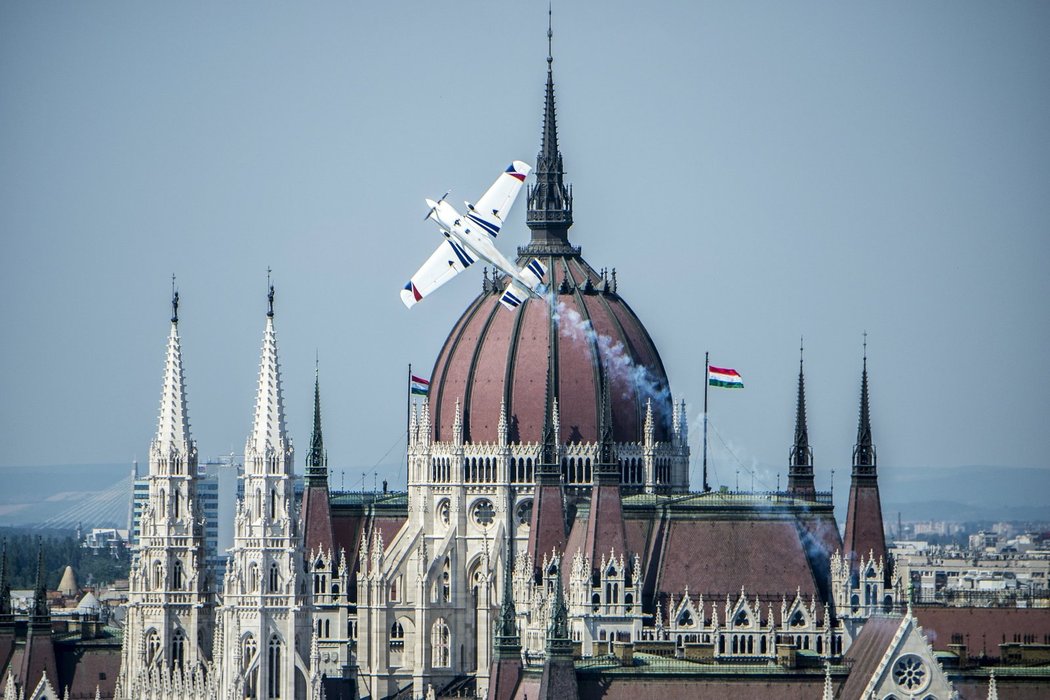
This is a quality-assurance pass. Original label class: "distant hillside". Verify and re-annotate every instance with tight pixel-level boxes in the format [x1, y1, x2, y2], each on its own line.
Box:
[0, 464, 131, 528]
[879, 465, 1050, 523]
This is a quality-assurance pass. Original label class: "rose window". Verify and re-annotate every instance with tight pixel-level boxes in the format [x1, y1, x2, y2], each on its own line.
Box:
[437, 499, 450, 527]
[472, 498, 495, 528]
[516, 500, 532, 527]
[892, 654, 929, 692]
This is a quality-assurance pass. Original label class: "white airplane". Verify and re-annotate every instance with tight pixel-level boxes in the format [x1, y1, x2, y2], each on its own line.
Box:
[401, 161, 548, 311]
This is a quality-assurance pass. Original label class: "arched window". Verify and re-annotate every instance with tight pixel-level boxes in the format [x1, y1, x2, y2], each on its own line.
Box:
[432, 620, 450, 667]
[146, 629, 161, 666]
[324, 619, 330, 638]
[267, 635, 282, 698]
[270, 489, 277, 520]
[171, 629, 185, 670]
[153, 561, 164, 591]
[173, 489, 180, 518]
[248, 563, 260, 593]
[242, 635, 257, 671]
[269, 563, 280, 593]
[254, 489, 262, 519]
[172, 560, 184, 590]
[159, 489, 166, 517]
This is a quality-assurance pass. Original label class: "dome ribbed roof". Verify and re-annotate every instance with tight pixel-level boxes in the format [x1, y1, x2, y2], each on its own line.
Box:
[428, 253, 672, 446]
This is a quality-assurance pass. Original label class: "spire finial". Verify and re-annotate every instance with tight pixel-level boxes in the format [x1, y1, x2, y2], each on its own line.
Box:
[171, 274, 179, 324]
[266, 267, 275, 318]
[862, 330, 867, 367]
[547, 3, 553, 68]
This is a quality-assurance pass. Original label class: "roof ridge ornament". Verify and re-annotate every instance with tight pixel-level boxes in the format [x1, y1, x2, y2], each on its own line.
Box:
[171, 274, 179, 324]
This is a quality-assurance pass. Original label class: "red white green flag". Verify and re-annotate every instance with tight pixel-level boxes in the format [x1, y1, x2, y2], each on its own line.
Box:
[708, 365, 744, 389]
[410, 374, 430, 396]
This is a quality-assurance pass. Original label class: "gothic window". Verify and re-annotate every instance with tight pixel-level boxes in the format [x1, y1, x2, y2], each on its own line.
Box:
[625, 593, 634, 613]
[390, 621, 404, 641]
[761, 636, 767, 654]
[159, 489, 166, 517]
[891, 654, 929, 693]
[734, 610, 750, 627]
[431, 620, 450, 667]
[850, 594, 860, 614]
[317, 620, 323, 639]
[270, 489, 277, 520]
[146, 629, 161, 666]
[437, 499, 450, 528]
[592, 593, 600, 613]
[526, 458, 533, 482]
[471, 498, 495, 528]
[242, 635, 257, 673]
[173, 489, 180, 518]
[248, 563, 260, 593]
[269, 563, 280, 593]
[677, 609, 694, 627]
[441, 557, 451, 602]
[515, 500, 532, 528]
[267, 635, 282, 698]
[324, 620, 330, 637]
[254, 489, 263, 519]
[152, 561, 164, 590]
[173, 560, 184, 590]
[171, 629, 185, 670]
[790, 610, 805, 628]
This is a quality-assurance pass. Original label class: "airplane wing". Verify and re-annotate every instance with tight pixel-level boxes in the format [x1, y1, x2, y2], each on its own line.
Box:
[400, 238, 477, 308]
[464, 161, 532, 239]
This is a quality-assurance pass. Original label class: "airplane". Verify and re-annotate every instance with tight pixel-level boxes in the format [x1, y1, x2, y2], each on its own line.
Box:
[400, 161, 548, 312]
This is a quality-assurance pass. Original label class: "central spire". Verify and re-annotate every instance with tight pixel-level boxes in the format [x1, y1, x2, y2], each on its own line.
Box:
[525, 6, 574, 252]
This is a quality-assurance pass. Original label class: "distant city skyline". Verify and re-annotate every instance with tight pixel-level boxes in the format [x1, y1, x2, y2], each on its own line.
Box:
[2, 2, 1048, 490]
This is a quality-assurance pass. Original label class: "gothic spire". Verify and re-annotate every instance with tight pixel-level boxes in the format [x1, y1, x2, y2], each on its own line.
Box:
[540, 320, 559, 466]
[598, 370, 615, 466]
[545, 558, 571, 657]
[790, 339, 811, 468]
[31, 540, 49, 624]
[305, 360, 327, 484]
[248, 279, 290, 459]
[154, 283, 194, 461]
[0, 540, 11, 618]
[853, 336, 875, 472]
[493, 536, 521, 657]
[526, 6, 574, 250]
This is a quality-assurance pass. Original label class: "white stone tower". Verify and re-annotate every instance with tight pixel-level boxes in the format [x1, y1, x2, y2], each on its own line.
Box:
[117, 284, 216, 699]
[215, 281, 313, 699]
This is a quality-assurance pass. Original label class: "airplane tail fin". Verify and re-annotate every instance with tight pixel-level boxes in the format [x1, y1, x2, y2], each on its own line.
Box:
[520, 258, 547, 292]
[498, 258, 548, 311]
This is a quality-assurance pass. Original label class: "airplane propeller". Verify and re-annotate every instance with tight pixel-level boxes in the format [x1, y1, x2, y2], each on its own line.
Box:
[424, 190, 451, 221]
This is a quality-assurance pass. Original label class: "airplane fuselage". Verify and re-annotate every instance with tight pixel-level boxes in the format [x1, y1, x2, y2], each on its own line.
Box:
[426, 199, 532, 291]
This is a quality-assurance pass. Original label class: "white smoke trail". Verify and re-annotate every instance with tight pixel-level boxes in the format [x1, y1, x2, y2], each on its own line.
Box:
[547, 295, 670, 405]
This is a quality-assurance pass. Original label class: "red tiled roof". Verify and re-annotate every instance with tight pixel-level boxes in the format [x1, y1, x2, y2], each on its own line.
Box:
[656, 519, 823, 602]
[429, 256, 672, 445]
[301, 484, 335, 555]
[912, 606, 1050, 658]
[843, 477, 887, 571]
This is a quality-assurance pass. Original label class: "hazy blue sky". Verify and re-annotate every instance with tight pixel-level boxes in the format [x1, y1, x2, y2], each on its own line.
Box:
[2, 2, 1048, 494]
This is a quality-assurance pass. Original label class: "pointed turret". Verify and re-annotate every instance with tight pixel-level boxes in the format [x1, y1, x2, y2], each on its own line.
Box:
[305, 363, 327, 485]
[537, 556, 577, 699]
[18, 540, 58, 696]
[245, 281, 293, 473]
[487, 537, 523, 700]
[0, 541, 14, 679]
[842, 339, 888, 574]
[529, 340, 567, 570]
[787, 341, 815, 498]
[301, 364, 335, 556]
[566, 372, 628, 573]
[525, 6, 574, 252]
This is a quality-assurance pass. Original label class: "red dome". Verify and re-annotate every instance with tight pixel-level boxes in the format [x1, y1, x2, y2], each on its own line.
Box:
[427, 252, 673, 446]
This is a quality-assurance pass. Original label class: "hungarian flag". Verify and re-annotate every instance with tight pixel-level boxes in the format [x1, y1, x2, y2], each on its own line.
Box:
[410, 374, 431, 396]
[708, 365, 744, 389]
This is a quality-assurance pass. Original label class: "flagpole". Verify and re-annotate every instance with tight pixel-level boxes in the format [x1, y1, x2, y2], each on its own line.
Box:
[703, 351, 710, 492]
[406, 363, 412, 487]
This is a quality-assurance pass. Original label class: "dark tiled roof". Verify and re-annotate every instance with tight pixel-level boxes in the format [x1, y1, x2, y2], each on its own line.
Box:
[838, 614, 902, 700]
[301, 484, 335, 555]
[843, 478, 887, 571]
